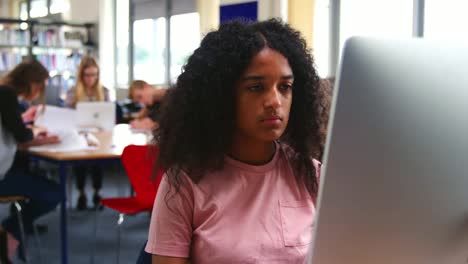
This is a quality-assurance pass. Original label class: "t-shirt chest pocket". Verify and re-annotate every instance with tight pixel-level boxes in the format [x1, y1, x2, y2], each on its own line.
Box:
[278, 199, 315, 247]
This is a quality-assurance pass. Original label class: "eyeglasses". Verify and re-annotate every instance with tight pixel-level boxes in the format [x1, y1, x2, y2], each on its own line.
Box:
[83, 73, 98, 77]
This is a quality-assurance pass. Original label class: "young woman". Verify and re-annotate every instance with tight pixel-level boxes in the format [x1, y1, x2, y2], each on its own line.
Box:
[0, 60, 61, 262]
[128, 80, 167, 130]
[65, 56, 109, 108]
[65, 56, 109, 210]
[145, 19, 322, 264]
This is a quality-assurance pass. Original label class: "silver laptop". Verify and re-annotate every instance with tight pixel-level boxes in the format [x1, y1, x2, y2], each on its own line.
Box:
[76, 102, 116, 131]
[309, 37, 468, 264]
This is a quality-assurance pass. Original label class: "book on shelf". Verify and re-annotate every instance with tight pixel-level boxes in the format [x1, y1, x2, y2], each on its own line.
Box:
[0, 20, 96, 82]
[34, 25, 88, 48]
[0, 28, 30, 46]
[34, 51, 83, 74]
[0, 51, 25, 72]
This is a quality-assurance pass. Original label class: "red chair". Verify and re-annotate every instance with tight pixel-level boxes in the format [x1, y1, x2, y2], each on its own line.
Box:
[92, 144, 164, 264]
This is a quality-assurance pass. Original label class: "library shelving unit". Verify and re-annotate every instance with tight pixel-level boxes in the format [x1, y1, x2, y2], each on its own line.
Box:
[0, 18, 97, 105]
[0, 18, 31, 76]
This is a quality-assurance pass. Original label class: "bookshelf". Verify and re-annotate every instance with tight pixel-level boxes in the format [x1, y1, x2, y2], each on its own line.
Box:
[0, 18, 97, 78]
[1, 18, 97, 105]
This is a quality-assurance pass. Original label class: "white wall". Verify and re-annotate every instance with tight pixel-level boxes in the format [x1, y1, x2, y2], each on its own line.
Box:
[0, 0, 9, 17]
[99, 0, 116, 92]
[197, 0, 219, 36]
[63, 0, 99, 23]
[258, 0, 287, 21]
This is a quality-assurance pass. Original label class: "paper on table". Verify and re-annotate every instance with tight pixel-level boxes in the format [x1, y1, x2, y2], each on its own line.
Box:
[34, 105, 77, 131]
[28, 129, 98, 152]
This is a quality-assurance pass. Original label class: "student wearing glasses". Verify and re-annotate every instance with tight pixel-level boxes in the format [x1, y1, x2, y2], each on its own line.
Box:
[65, 56, 109, 210]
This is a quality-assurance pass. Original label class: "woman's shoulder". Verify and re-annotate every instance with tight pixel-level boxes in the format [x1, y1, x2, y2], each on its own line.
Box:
[163, 168, 196, 188]
[64, 87, 77, 108]
[0, 86, 18, 105]
[278, 142, 321, 170]
[0, 85, 14, 96]
[101, 86, 110, 95]
[101, 86, 110, 100]
[159, 168, 197, 202]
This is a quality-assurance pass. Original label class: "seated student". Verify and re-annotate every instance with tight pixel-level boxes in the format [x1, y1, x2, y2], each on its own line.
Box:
[0, 60, 62, 262]
[128, 80, 167, 130]
[146, 19, 322, 264]
[65, 56, 110, 108]
[65, 56, 109, 210]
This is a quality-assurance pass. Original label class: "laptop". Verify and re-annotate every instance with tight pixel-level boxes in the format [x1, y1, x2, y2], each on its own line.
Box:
[308, 37, 468, 263]
[76, 102, 116, 131]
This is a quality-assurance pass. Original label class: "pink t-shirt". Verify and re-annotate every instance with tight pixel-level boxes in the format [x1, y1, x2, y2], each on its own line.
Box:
[145, 143, 320, 263]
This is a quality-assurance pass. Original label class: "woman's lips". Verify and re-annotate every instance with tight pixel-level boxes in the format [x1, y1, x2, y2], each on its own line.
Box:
[261, 117, 282, 126]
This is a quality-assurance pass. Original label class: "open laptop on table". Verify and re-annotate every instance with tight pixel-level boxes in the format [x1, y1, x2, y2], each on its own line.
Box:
[308, 37, 468, 264]
[76, 101, 116, 132]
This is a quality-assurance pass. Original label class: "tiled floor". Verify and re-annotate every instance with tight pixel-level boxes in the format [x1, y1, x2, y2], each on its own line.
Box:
[1, 164, 151, 264]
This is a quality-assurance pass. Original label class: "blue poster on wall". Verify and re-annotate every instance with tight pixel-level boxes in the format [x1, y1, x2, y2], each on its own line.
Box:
[220, 1, 258, 24]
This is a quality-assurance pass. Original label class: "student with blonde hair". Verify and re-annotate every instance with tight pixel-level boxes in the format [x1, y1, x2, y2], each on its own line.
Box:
[65, 56, 109, 108]
[65, 56, 109, 210]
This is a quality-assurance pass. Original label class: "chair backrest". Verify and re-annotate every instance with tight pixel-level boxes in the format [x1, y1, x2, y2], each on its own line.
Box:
[121, 145, 164, 209]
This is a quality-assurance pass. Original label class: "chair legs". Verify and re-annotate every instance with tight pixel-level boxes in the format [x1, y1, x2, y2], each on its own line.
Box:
[116, 213, 125, 264]
[14, 201, 28, 263]
[1, 198, 43, 263]
[92, 211, 126, 264]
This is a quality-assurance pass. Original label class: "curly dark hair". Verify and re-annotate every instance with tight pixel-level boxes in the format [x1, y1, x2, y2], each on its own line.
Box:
[316, 77, 334, 161]
[154, 19, 322, 196]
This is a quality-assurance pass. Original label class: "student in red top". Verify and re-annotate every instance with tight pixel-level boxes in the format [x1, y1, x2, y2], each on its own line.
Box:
[146, 19, 322, 264]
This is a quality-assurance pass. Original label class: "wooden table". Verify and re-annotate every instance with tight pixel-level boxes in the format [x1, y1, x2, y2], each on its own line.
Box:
[28, 124, 151, 264]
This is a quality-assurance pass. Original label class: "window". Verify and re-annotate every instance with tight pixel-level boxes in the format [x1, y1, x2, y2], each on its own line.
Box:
[424, 0, 468, 43]
[340, 0, 413, 51]
[132, 13, 200, 85]
[116, 0, 129, 87]
[133, 18, 167, 85]
[20, 1, 28, 20]
[17, 0, 70, 19]
[313, 0, 330, 78]
[30, 0, 48, 18]
[50, 0, 70, 14]
[169, 12, 200, 82]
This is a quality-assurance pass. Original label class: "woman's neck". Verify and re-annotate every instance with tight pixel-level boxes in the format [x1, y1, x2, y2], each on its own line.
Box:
[228, 136, 276, 165]
[84, 86, 95, 96]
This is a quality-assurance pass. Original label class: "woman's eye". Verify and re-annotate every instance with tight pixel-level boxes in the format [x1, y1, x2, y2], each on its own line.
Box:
[279, 84, 292, 91]
[248, 85, 263, 92]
